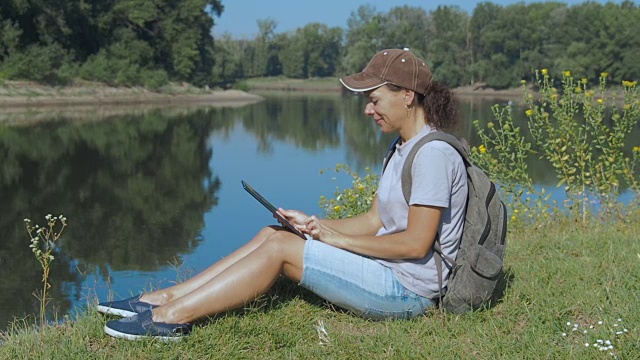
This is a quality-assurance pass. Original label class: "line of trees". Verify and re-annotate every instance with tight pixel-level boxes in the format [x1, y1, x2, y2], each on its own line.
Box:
[1, 1, 638, 90]
[219, 2, 640, 89]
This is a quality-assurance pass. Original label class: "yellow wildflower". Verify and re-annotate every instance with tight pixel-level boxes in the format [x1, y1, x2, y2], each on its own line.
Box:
[333, 205, 342, 212]
[541, 69, 549, 76]
[563, 70, 571, 77]
[574, 86, 582, 94]
[520, 80, 526, 85]
[581, 78, 588, 84]
[525, 109, 534, 117]
[357, 184, 364, 191]
[622, 80, 637, 88]
[551, 94, 559, 100]
[511, 215, 517, 221]
[478, 144, 487, 154]
[633, 146, 640, 153]
[601, 72, 608, 78]
[623, 104, 631, 111]
[585, 90, 594, 98]
[597, 98, 604, 104]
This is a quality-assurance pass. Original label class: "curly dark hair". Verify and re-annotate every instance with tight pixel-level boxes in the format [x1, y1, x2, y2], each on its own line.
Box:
[387, 82, 459, 130]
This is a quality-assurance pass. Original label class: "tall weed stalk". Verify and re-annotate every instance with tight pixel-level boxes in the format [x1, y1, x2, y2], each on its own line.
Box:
[24, 214, 67, 330]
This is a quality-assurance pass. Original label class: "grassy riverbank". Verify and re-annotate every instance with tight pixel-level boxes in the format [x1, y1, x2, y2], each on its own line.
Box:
[1, 217, 639, 359]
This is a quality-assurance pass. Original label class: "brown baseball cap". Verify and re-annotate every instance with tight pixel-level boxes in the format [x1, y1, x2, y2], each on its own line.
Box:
[340, 48, 432, 95]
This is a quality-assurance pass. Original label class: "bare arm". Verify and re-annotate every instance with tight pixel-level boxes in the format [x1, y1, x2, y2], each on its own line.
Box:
[306, 205, 442, 260]
[318, 196, 382, 236]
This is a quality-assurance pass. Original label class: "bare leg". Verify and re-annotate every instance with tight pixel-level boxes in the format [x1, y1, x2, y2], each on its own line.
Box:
[140, 226, 281, 306]
[151, 230, 305, 324]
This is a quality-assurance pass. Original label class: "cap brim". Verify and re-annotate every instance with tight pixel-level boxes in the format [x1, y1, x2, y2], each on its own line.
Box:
[339, 72, 387, 92]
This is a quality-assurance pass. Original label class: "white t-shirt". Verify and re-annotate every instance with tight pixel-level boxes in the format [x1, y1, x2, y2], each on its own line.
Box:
[375, 125, 468, 299]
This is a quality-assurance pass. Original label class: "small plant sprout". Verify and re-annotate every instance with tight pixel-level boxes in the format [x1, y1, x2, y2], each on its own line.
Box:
[314, 320, 331, 346]
[25, 214, 68, 330]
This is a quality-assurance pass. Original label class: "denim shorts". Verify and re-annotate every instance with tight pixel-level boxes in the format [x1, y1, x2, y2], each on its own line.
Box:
[299, 238, 434, 320]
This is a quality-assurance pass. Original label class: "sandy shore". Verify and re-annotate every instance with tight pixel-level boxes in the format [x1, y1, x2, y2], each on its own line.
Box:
[0, 81, 264, 107]
[0, 81, 265, 124]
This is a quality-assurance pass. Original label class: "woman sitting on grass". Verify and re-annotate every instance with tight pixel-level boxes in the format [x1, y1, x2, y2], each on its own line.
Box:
[98, 48, 468, 341]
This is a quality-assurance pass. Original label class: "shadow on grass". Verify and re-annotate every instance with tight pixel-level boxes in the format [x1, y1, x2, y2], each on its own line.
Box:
[487, 268, 515, 310]
[197, 266, 517, 328]
[195, 276, 338, 327]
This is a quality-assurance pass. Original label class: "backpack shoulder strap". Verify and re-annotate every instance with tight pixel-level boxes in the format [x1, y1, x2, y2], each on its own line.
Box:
[382, 136, 402, 174]
[400, 131, 470, 203]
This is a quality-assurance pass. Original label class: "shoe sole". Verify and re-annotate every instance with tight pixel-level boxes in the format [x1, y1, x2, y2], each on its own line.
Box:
[96, 305, 137, 318]
[104, 325, 185, 341]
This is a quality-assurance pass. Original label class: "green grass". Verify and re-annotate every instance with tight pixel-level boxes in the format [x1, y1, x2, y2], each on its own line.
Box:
[1, 217, 639, 359]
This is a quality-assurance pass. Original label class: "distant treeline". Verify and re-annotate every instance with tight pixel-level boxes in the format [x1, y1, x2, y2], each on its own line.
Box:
[1, 1, 638, 90]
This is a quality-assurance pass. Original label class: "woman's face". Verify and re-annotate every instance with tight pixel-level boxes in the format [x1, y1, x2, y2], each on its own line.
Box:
[364, 86, 409, 133]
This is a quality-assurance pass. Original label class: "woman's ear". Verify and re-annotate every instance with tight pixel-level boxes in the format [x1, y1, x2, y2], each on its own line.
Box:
[403, 90, 416, 106]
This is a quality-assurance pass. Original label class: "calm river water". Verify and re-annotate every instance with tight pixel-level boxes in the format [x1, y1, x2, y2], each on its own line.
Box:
[0, 92, 632, 330]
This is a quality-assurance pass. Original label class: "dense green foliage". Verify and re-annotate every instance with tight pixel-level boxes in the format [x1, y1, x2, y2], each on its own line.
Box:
[1, 1, 638, 89]
[0, 0, 223, 87]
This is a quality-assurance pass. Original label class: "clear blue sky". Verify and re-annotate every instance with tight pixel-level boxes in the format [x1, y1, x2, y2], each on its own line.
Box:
[212, 0, 624, 39]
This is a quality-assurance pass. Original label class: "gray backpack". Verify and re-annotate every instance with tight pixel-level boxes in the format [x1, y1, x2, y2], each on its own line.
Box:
[383, 131, 507, 313]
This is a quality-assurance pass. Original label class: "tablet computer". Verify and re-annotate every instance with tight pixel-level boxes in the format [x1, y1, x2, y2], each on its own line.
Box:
[241, 180, 306, 239]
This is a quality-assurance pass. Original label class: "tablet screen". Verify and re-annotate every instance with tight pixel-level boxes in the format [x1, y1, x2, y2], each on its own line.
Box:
[241, 181, 306, 239]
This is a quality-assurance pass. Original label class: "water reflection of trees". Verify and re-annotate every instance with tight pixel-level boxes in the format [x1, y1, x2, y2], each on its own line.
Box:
[238, 94, 342, 153]
[0, 108, 230, 327]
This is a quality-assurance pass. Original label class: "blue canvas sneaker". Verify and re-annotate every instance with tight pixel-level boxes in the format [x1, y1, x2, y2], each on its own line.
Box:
[97, 294, 156, 317]
[104, 310, 191, 341]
